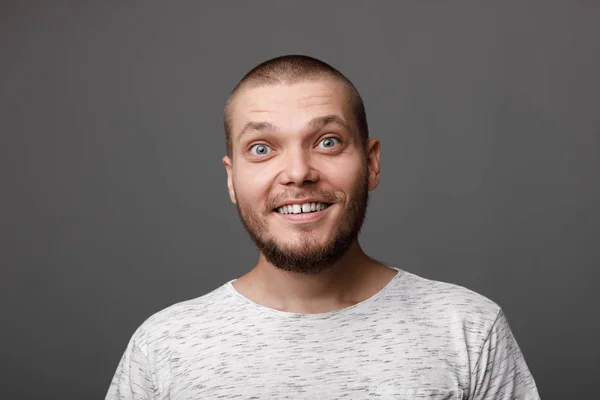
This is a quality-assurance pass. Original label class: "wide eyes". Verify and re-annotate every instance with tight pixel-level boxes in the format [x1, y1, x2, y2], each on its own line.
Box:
[316, 137, 341, 149]
[249, 137, 341, 157]
[250, 144, 271, 156]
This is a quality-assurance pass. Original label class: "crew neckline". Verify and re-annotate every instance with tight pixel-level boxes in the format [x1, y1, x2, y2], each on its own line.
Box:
[225, 266, 404, 319]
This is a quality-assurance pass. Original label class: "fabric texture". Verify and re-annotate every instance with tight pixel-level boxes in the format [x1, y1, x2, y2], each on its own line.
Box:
[106, 267, 540, 399]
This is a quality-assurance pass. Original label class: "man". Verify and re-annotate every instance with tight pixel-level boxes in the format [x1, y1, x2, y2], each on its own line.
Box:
[106, 55, 540, 399]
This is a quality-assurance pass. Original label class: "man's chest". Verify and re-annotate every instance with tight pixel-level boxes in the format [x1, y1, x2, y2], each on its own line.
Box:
[152, 327, 469, 399]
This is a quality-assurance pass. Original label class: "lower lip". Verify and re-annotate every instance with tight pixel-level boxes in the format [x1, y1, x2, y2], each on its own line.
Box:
[274, 205, 333, 223]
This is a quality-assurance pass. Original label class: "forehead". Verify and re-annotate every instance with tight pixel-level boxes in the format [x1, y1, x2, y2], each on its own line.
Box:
[228, 79, 353, 137]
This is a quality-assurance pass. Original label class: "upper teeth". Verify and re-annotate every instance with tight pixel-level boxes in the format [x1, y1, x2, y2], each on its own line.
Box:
[277, 202, 330, 214]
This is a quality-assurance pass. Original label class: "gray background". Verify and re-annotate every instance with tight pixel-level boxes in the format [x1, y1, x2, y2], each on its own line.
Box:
[1, 1, 598, 399]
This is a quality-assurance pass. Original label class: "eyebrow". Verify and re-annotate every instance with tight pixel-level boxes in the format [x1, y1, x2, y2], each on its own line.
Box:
[236, 114, 351, 142]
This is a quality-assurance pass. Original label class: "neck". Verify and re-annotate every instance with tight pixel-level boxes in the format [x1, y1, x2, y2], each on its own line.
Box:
[242, 241, 382, 313]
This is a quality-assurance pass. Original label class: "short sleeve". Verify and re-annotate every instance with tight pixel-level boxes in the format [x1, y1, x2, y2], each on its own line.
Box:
[469, 309, 541, 400]
[105, 331, 156, 400]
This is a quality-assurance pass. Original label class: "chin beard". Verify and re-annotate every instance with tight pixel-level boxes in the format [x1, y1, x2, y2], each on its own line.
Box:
[234, 176, 369, 276]
[251, 228, 359, 276]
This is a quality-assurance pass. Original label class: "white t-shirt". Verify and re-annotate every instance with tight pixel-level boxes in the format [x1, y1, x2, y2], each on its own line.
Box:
[106, 268, 540, 399]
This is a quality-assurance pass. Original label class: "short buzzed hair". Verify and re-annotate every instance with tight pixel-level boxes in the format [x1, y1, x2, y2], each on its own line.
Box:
[223, 55, 369, 158]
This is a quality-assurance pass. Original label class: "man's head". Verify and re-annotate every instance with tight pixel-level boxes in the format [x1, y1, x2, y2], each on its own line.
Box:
[222, 55, 380, 275]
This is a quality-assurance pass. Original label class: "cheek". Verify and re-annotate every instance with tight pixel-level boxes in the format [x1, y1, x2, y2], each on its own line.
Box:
[233, 166, 273, 202]
[322, 159, 365, 190]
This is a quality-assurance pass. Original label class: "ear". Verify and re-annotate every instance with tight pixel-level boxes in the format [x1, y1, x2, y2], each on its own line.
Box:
[222, 155, 237, 204]
[365, 138, 381, 191]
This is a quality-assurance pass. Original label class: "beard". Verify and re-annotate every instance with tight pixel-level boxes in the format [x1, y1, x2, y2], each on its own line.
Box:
[233, 166, 370, 276]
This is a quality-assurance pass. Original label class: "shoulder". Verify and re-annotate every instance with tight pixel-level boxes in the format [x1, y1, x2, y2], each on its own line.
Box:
[393, 269, 503, 330]
[128, 282, 233, 349]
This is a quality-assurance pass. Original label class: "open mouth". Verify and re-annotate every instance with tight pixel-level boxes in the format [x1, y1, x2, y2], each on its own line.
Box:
[274, 202, 332, 215]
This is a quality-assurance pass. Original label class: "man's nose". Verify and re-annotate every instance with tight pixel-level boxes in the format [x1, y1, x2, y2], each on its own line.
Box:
[278, 149, 319, 186]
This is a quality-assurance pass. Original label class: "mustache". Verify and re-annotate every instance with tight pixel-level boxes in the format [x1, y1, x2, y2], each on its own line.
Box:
[267, 189, 340, 210]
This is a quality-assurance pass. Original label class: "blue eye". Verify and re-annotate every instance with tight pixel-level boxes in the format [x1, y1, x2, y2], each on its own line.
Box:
[318, 137, 341, 149]
[250, 144, 271, 156]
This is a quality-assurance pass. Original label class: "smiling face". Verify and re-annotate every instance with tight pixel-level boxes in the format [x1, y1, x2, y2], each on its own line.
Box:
[223, 78, 380, 275]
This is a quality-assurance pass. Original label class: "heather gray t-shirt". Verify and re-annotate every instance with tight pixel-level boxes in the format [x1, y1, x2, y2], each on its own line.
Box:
[106, 268, 540, 399]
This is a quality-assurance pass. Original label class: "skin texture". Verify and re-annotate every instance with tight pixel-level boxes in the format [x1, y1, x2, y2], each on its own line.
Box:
[222, 78, 396, 313]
